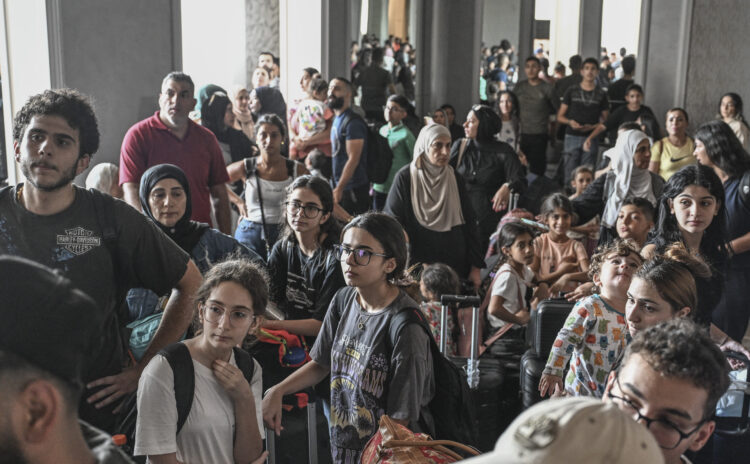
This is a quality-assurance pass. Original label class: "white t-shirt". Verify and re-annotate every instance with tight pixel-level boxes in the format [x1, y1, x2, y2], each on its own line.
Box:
[245, 174, 295, 224]
[134, 351, 264, 464]
[489, 263, 534, 329]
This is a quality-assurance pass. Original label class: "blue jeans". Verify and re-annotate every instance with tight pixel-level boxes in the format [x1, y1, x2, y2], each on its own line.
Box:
[234, 219, 280, 262]
[562, 134, 598, 184]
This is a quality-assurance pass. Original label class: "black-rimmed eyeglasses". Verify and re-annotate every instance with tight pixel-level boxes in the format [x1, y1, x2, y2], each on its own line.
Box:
[333, 244, 389, 266]
[607, 375, 706, 450]
[285, 201, 325, 218]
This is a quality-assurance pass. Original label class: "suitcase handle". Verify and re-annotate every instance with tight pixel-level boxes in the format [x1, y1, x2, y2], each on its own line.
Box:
[441, 294, 480, 306]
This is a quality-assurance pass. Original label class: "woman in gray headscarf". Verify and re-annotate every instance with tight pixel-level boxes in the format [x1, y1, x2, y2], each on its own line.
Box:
[385, 124, 484, 287]
[573, 129, 665, 246]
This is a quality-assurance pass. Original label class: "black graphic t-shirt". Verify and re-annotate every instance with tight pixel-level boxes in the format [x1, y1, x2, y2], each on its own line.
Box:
[267, 239, 346, 325]
[0, 185, 189, 420]
[310, 287, 434, 463]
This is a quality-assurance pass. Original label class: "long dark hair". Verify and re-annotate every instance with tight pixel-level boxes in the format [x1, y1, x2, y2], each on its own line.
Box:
[496, 90, 520, 119]
[651, 164, 729, 267]
[280, 175, 341, 249]
[342, 212, 408, 282]
[694, 119, 750, 178]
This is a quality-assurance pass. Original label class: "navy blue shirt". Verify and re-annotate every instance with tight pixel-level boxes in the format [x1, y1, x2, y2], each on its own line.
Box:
[331, 109, 369, 190]
[724, 177, 750, 269]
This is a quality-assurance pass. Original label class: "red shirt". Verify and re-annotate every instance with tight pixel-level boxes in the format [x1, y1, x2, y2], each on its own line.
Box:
[119, 112, 229, 224]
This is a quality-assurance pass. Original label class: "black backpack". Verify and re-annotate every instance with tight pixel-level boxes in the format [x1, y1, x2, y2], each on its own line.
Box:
[338, 112, 394, 184]
[387, 307, 479, 448]
[116, 343, 256, 461]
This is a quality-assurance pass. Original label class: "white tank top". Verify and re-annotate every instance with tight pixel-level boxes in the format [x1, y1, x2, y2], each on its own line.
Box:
[244, 164, 298, 224]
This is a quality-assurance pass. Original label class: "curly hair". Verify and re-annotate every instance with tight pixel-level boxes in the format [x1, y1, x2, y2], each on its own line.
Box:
[588, 238, 642, 281]
[195, 258, 268, 316]
[13, 89, 100, 158]
[621, 318, 730, 419]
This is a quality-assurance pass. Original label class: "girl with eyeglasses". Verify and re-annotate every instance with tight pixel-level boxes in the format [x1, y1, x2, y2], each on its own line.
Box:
[263, 212, 434, 463]
[135, 259, 268, 464]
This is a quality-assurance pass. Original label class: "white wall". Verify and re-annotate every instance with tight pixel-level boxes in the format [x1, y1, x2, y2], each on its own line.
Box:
[2, 0, 51, 184]
[181, 0, 247, 93]
[279, 0, 323, 104]
[535, 0, 580, 69]
[601, 0, 641, 59]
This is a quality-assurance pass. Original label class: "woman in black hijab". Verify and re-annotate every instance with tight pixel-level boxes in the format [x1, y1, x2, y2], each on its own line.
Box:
[127, 164, 260, 322]
[450, 104, 527, 250]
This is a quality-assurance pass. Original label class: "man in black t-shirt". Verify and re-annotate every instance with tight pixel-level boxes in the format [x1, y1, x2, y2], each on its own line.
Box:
[607, 55, 636, 112]
[1, 89, 202, 433]
[557, 57, 609, 184]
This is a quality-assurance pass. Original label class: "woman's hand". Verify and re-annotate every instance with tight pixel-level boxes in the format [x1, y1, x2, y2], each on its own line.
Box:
[539, 373, 564, 397]
[492, 183, 511, 212]
[564, 282, 595, 302]
[212, 359, 252, 401]
[262, 387, 285, 436]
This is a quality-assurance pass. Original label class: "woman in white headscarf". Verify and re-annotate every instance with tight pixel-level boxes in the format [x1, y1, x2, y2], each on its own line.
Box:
[384, 124, 484, 287]
[572, 129, 665, 246]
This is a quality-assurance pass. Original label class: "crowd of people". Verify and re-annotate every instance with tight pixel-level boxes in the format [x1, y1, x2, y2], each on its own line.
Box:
[1, 33, 750, 464]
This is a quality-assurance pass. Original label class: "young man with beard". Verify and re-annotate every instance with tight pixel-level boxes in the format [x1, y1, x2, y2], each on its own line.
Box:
[328, 77, 370, 216]
[119, 72, 232, 233]
[0, 89, 202, 433]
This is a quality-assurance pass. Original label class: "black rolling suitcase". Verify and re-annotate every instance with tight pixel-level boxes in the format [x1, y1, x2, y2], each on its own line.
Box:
[520, 298, 575, 409]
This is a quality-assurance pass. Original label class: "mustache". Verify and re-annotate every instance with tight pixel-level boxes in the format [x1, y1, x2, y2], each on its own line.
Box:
[31, 162, 57, 171]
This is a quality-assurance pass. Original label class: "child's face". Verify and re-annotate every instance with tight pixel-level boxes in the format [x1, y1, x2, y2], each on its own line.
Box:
[668, 185, 720, 236]
[594, 252, 642, 299]
[571, 171, 593, 194]
[384, 101, 405, 125]
[616, 205, 653, 245]
[502, 233, 534, 266]
[625, 90, 643, 107]
[419, 281, 437, 302]
[546, 208, 572, 238]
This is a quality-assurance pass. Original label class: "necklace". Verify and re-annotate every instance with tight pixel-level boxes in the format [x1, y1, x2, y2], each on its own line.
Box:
[580, 88, 595, 106]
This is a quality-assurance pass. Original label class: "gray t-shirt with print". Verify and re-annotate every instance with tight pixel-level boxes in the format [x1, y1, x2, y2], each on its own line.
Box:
[310, 286, 434, 463]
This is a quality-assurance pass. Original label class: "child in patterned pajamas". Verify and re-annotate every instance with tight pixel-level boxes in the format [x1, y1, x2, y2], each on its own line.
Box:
[538, 239, 643, 398]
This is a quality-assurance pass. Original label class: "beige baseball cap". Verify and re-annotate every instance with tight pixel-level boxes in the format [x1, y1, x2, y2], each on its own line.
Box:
[462, 397, 664, 463]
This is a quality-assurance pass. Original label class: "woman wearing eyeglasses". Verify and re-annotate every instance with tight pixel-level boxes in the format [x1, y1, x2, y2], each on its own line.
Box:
[263, 212, 434, 463]
[135, 259, 268, 464]
[384, 123, 484, 287]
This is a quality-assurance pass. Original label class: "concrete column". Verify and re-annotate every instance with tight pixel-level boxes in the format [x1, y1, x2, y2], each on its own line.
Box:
[246, 0, 280, 87]
[517, 0, 535, 67]
[639, 0, 692, 124]
[482, 0, 521, 50]
[45, 0, 182, 174]
[414, 0, 481, 120]
[367, 0, 389, 42]
[578, 0, 602, 59]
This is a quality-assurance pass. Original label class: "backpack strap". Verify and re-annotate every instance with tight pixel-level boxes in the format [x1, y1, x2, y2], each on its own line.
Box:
[232, 347, 256, 384]
[244, 157, 271, 256]
[335, 111, 357, 157]
[158, 343, 195, 435]
[285, 159, 297, 178]
[387, 307, 435, 354]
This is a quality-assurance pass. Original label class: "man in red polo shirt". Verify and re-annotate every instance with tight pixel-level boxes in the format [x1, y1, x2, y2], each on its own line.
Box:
[119, 71, 231, 233]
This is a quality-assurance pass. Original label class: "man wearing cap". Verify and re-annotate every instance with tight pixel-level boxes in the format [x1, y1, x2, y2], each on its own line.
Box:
[461, 396, 665, 463]
[0, 89, 202, 433]
[0, 256, 133, 463]
[604, 319, 730, 464]
[119, 71, 232, 233]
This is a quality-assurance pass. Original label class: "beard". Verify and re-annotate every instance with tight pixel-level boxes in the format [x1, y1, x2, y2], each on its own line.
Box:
[20, 158, 79, 192]
[327, 95, 345, 110]
[0, 422, 30, 464]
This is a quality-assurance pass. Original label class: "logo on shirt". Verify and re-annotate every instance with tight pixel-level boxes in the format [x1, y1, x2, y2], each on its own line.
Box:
[669, 155, 690, 163]
[56, 227, 101, 256]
